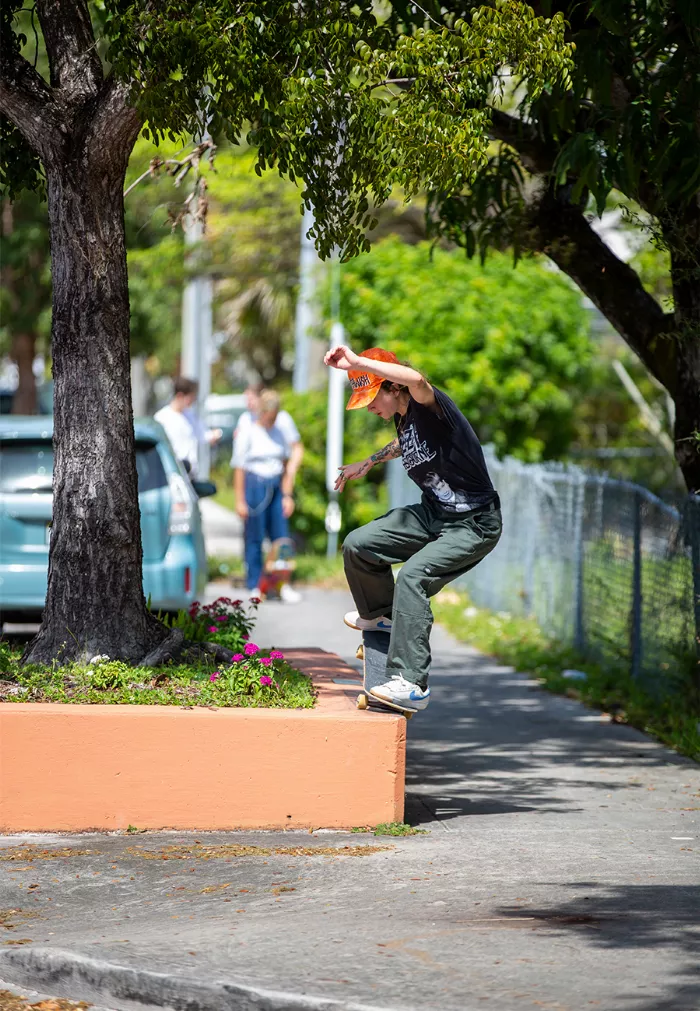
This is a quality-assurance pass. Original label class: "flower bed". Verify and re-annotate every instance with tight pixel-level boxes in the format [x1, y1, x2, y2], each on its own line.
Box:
[0, 598, 314, 709]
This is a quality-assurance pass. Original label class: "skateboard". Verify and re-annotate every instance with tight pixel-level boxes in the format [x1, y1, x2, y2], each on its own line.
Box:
[357, 629, 415, 720]
[259, 537, 296, 600]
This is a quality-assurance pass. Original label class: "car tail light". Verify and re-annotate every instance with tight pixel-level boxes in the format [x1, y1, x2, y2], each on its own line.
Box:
[184, 567, 191, 593]
[168, 472, 194, 535]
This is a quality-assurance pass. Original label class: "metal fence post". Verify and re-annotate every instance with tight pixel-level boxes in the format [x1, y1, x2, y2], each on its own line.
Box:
[631, 491, 643, 681]
[689, 496, 700, 687]
[573, 474, 586, 652]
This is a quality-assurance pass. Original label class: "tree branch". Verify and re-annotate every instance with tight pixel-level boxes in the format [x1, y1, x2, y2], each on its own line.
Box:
[529, 189, 677, 395]
[488, 108, 557, 175]
[86, 76, 142, 178]
[36, 0, 102, 102]
[0, 47, 63, 160]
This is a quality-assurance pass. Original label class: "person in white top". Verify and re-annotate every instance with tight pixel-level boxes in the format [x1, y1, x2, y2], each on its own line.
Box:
[233, 382, 304, 490]
[154, 377, 199, 476]
[232, 388, 303, 603]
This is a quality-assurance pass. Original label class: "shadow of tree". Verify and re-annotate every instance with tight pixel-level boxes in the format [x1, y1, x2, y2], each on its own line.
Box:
[493, 882, 700, 1011]
[403, 653, 693, 825]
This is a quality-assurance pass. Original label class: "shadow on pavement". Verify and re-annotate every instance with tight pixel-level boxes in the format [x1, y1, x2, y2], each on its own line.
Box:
[404, 654, 690, 826]
[494, 882, 700, 1011]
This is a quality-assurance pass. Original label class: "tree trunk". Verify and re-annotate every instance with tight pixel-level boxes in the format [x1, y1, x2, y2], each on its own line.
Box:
[10, 331, 38, 415]
[23, 157, 165, 664]
[669, 208, 700, 493]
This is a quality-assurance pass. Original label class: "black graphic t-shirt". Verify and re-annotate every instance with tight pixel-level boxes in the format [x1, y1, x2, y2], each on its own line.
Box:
[395, 386, 496, 514]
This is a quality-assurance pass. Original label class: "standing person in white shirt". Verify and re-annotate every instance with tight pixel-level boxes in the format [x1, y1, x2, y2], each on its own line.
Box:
[154, 377, 199, 476]
[234, 381, 304, 492]
[232, 389, 302, 603]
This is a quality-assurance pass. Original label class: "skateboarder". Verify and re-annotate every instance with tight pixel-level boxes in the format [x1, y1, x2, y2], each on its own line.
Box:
[324, 344, 502, 712]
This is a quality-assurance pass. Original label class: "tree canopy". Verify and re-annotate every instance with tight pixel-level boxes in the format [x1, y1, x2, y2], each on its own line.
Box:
[338, 236, 592, 461]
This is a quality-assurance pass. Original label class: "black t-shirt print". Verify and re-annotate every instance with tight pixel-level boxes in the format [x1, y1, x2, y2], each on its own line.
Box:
[395, 386, 496, 514]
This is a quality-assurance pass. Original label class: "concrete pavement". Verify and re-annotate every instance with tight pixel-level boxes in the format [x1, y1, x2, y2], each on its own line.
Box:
[1, 587, 699, 1011]
[199, 498, 243, 560]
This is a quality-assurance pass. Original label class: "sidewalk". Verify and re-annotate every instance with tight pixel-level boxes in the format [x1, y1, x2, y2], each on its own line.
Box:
[1, 587, 698, 1011]
[199, 498, 243, 559]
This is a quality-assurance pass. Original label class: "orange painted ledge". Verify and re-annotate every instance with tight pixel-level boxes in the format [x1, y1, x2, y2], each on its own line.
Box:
[0, 648, 405, 832]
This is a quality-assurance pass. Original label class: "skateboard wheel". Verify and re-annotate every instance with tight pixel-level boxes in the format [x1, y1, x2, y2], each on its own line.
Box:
[356, 644, 364, 660]
[357, 694, 368, 710]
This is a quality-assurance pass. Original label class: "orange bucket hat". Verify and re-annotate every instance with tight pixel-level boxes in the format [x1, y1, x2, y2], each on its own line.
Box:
[346, 347, 400, 410]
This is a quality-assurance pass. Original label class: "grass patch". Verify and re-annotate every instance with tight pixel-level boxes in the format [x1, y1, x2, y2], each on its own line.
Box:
[0, 598, 314, 709]
[208, 554, 245, 583]
[434, 588, 700, 762]
[351, 822, 429, 836]
[0, 648, 315, 709]
[293, 553, 346, 589]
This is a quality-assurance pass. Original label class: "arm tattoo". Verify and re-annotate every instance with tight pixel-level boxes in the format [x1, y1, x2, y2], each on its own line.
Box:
[370, 438, 402, 465]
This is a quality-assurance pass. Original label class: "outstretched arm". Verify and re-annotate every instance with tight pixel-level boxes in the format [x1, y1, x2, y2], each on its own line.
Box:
[335, 438, 402, 492]
[324, 344, 435, 408]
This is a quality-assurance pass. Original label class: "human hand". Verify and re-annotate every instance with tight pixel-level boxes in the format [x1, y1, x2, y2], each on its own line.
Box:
[236, 501, 249, 520]
[206, 427, 223, 445]
[323, 344, 360, 371]
[282, 493, 295, 518]
[335, 459, 373, 492]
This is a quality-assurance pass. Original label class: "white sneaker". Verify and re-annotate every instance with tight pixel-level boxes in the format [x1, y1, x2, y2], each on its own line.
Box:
[344, 610, 392, 633]
[248, 588, 262, 601]
[370, 674, 430, 711]
[280, 583, 302, 604]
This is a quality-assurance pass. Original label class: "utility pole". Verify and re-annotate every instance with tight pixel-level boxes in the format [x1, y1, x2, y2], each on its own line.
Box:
[181, 177, 214, 478]
[325, 320, 346, 557]
[293, 205, 320, 392]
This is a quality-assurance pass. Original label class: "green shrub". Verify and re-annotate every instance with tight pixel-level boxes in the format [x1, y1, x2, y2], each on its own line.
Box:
[282, 389, 392, 553]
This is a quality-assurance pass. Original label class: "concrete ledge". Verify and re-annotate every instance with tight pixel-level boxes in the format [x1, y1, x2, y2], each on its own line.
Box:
[0, 947, 388, 1011]
[0, 649, 405, 831]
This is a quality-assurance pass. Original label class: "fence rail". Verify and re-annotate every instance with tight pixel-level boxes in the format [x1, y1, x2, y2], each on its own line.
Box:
[387, 454, 699, 690]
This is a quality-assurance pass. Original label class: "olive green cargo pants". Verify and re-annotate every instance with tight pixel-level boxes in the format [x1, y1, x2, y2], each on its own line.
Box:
[343, 496, 502, 688]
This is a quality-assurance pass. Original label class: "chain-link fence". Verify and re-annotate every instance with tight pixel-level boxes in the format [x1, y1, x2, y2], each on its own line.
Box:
[387, 454, 700, 691]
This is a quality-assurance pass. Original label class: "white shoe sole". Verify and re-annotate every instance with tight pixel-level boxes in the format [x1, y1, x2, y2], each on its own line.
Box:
[343, 615, 392, 633]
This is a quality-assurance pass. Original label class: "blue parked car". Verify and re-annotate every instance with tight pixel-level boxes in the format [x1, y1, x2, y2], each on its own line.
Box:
[0, 417, 215, 623]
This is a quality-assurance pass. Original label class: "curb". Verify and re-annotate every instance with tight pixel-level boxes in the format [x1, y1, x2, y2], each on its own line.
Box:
[0, 948, 392, 1011]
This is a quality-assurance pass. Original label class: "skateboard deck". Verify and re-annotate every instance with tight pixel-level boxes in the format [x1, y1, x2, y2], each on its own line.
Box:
[358, 629, 414, 720]
[259, 537, 296, 600]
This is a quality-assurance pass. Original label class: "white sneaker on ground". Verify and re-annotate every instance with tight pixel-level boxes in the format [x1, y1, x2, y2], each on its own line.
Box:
[343, 610, 393, 633]
[370, 674, 430, 711]
[280, 583, 302, 604]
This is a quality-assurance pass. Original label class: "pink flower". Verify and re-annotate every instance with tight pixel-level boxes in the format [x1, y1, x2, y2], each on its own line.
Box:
[244, 642, 259, 656]
[269, 650, 284, 660]
[207, 625, 218, 633]
[231, 653, 244, 662]
[209, 672, 220, 682]
[216, 615, 227, 622]
[259, 657, 273, 667]
[249, 597, 261, 605]
[232, 600, 243, 607]
[242, 633, 249, 640]
[259, 675, 273, 686]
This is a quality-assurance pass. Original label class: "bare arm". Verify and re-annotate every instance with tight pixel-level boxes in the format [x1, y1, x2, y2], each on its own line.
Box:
[324, 345, 436, 408]
[335, 438, 402, 492]
[285, 441, 304, 489]
[233, 468, 248, 519]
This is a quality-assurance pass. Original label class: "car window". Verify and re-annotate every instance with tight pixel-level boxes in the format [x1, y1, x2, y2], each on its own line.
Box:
[0, 440, 168, 493]
[0, 441, 53, 492]
[135, 442, 168, 492]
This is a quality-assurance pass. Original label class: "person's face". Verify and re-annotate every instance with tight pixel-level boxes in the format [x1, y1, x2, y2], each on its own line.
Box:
[246, 388, 261, 414]
[259, 408, 278, 429]
[367, 387, 401, 421]
[183, 391, 197, 409]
